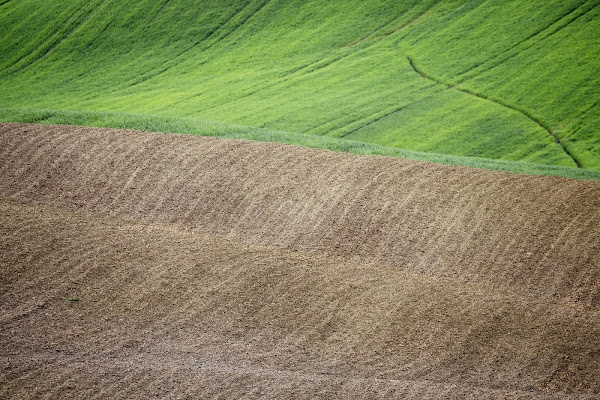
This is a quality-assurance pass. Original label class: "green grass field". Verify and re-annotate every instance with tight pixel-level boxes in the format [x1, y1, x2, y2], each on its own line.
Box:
[1, 0, 599, 171]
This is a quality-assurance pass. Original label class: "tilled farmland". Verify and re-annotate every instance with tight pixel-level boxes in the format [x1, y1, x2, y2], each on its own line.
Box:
[1, 123, 599, 399]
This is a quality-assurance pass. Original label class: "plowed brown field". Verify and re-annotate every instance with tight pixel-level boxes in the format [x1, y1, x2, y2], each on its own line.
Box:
[1, 123, 599, 399]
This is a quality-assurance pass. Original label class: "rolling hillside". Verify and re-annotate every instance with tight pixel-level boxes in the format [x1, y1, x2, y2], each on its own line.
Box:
[1, 123, 600, 398]
[2, 2, 600, 398]
[1, 0, 599, 169]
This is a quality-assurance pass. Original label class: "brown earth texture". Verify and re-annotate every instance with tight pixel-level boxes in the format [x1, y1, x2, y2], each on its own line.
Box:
[1, 122, 600, 399]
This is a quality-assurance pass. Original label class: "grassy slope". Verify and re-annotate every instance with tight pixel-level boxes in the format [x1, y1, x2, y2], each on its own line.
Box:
[0, 0, 598, 169]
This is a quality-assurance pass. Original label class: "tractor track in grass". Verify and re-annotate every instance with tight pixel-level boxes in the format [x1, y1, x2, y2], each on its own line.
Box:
[167, 1, 440, 118]
[304, 84, 437, 137]
[96, 0, 255, 90]
[336, 105, 407, 138]
[83, 17, 115, 50]
[343, 0, 434, 48]
[1, 123, 600, 398]
[0, 0, 109, 77]
[127, 0, 271, 88]
[148, 0, 171, 24]
[407, 57, 582, 168]
[554, 102, 600, 135]
[384, 0, 443, 38]
[0, 0, 94, 75]
[123, 0, 253, 88]
[456, 1, 599, 83]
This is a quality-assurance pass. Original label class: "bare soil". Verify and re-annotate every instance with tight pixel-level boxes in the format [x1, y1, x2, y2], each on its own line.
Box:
[1, 123, 599, 399]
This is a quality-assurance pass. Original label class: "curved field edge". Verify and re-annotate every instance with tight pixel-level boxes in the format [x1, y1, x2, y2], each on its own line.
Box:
[2, 107, 599, 181]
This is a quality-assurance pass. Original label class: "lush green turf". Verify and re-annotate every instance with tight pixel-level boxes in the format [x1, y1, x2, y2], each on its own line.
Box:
[0, 0, 598, 170]
[3, 107, 600, 181]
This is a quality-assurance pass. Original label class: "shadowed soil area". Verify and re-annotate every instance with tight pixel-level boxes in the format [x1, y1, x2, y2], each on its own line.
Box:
[1, 123, 600, 399]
